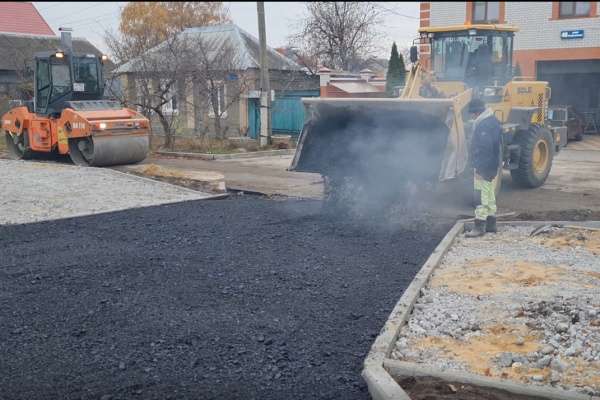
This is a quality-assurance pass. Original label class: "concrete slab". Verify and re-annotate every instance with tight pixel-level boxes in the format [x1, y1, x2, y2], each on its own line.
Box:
[121, 163, 227, 193]
[155, 148, 295, 160]
[543, 143, 600, 194]
[565, 135, 600, 152]
[0, 159, 218, 225]
[144, 154, 323, 199]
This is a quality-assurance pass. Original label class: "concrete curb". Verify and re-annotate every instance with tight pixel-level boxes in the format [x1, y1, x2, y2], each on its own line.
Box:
[155, 149, 295, 160]
[107, 168, 229, 199]
[363, 220, 600, 400]
[384, 359, 595, 400]
[362, 220, 465, 400]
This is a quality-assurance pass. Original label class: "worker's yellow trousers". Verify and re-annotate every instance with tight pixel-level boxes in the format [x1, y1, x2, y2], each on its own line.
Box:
[474, 173, 497, 220]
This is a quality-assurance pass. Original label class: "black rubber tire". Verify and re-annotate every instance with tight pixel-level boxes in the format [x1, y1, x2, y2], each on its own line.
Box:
[5, 130, 32, 160]
[510, 125, 554, 188]
[322, 175, 351, 216]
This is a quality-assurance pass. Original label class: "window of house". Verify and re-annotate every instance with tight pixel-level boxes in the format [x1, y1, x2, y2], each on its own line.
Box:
[160, 79, 178, 115]
[472, 2, 500, 23]
[559, 2, 591, 17]
[208, 83, 227, 118]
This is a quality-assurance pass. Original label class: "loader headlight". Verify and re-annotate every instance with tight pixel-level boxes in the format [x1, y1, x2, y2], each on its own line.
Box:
[101, 54, 108, 62]
[55, 52, 64, 59]
[97, 122, 107, 130]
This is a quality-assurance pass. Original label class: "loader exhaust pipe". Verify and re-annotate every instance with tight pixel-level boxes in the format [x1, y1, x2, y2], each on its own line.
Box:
[59, 27, 73, 54]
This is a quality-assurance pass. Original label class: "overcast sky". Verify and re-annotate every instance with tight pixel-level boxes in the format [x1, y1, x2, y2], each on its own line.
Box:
[34, 2, 419, 57]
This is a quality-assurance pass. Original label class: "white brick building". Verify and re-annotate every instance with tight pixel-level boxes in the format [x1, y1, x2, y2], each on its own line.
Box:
[420, 1, 600, 113]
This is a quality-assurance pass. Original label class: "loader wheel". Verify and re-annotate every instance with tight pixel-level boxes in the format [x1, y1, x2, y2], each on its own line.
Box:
[510, 126, 553, 188]
[322, 175, 353, 216]
[5, 131, 32, 160]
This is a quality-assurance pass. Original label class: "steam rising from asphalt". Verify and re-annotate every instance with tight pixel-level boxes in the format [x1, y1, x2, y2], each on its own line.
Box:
[294, 103, 461, 223]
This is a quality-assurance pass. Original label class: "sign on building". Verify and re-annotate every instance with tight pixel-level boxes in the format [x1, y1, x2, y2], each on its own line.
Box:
[560, 30, 584, 40]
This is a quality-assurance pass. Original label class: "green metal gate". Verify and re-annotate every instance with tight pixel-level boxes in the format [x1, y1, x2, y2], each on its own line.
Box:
[271, 90, 319, 135]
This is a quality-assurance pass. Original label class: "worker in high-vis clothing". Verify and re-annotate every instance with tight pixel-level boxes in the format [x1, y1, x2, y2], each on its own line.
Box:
[465, 98, 502, 238]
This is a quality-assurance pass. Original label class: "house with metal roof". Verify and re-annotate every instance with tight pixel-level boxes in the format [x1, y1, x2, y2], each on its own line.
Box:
[114, 23, 318, 139]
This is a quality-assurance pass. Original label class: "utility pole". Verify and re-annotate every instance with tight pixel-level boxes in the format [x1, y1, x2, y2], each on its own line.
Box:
[257, 1, 271, 146]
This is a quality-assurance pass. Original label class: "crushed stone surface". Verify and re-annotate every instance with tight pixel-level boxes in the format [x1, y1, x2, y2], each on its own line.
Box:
[392, 225, 600, 396]
[0, 197, 449, 399]
[0, 159, 212, 225]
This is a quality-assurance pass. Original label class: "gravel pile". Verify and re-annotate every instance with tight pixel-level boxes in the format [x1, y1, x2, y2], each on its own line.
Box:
[392, 225, 600, 396]
[0, 197, 449, 399]
[0, 159, 212, 225]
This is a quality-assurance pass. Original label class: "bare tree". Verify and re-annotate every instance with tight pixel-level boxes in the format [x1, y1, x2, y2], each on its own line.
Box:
[106, 26, 251, 147]
[290, 2, 383, 72]
[106, 29, 189, 149]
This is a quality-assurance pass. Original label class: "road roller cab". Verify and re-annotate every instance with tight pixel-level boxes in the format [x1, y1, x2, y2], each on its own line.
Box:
[2, 28, 150, 167]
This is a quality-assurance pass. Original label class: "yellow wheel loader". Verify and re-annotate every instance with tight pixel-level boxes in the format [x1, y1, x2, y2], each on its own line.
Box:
[290, 24, 560, 210]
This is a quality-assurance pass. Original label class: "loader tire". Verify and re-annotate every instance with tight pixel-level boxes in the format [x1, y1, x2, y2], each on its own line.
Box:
[322, 175, 350, 215]
[510, 125, 553, 188]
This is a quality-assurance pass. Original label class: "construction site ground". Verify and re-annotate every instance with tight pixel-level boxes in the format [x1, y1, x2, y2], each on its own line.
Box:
[139, 135, 600, 218]
[1, 136, 600, 399]
[392, 224, 600, 399]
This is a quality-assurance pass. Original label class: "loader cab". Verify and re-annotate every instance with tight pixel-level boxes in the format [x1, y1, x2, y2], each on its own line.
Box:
[422, 25, 516, 89]
[34, 51, 105, 116]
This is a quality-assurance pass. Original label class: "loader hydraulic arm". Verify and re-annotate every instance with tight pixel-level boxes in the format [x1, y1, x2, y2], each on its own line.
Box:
[401, 61, 424, 99]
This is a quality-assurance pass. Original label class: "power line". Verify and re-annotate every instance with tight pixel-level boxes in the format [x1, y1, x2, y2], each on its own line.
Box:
[375, 3, 419, 20]
[56, 9, 121, 29]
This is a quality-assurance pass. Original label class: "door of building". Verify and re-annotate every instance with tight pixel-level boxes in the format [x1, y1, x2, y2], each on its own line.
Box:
[247, 98, 261, 139]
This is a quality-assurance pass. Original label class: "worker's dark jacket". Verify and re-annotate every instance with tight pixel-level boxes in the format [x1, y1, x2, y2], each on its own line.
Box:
[470, 112, 502, 181]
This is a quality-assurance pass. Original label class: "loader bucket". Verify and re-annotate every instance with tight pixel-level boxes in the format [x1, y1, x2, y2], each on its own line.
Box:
[290, 94, 471, 186]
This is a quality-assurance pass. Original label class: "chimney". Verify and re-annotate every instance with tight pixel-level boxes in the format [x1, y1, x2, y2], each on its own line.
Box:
[318, 67, 332, 87]
[360, 68, 374, 82]
[59, 27, 73, 53]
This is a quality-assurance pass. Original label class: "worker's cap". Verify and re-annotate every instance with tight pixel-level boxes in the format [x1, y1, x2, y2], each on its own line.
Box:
[468, 98, 486, 114]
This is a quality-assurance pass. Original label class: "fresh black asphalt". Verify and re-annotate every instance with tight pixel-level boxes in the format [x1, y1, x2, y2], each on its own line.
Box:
[0, 197, 449, 400]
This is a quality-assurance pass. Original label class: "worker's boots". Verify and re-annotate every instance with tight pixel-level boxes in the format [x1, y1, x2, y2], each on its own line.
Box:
[486, 216, 497, 233]
[465, 219, 486, 238]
